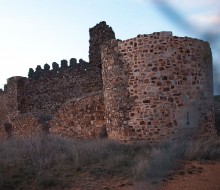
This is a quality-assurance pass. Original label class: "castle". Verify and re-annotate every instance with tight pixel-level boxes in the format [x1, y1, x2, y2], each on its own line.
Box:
[0, 21, 216, 142]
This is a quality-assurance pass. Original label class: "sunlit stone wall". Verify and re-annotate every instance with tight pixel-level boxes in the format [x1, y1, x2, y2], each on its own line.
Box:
[102, 32, 215, 142]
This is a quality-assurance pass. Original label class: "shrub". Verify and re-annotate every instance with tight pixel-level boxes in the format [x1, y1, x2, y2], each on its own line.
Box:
[184, 137, 220, 160]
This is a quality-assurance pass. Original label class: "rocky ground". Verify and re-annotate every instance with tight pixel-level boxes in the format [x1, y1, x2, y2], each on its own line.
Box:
[161, 161, 220, 190]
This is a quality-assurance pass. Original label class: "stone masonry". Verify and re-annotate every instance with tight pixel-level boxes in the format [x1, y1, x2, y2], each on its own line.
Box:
[50, 91, 105, 139]
[89, 21, 115, 68]
[0, 21, 216, 141]
[102, 32, 215, 142]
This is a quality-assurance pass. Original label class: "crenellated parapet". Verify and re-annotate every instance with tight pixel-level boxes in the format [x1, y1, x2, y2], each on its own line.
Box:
[22, 56, 103, 114]
[28, 58, 90, 79]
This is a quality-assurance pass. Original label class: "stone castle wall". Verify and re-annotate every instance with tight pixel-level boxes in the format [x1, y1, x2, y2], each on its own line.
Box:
[0, 22, 216, 142]
[0, 63, 104, 139]
[102, 32, 215, 142]
[0, 21, 114, 140]
[89, 21, 115, 68]
[0, 77, 24, 139]
[8, 113, 47, 138]
[50, 91, 105, 139]
[20, 60, 103, 114]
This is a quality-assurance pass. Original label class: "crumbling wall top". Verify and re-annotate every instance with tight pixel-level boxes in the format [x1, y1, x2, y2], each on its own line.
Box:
[89, 21, 116, 68]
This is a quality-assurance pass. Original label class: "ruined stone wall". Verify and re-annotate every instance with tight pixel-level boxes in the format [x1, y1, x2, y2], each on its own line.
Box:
[50, 91, 105, 139]
[0, 21, 216, 142]
[0, 91, 7, 124]
[0, 21, 113, 141]
[20, 60, 103, 114]
[214, 96, 220, 135]
[0, 77, 25, 140]
[2, 77, 24, 115]
[17, 20, 115, 115]
[102, 32, 215, 142]
[101, 40, 133, 140]
[9, 113, 46, 138]
[89, 21, 115, 68]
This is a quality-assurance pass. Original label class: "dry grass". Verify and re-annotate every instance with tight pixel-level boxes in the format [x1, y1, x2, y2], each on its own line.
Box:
[134, 136, 220, 184]
[185, 137, 220, 160]
[0, 135, 219, 189]
[0, 136, 139, 189]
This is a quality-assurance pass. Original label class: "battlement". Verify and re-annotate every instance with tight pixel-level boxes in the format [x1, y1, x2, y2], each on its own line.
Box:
[28, 58, 91, 79]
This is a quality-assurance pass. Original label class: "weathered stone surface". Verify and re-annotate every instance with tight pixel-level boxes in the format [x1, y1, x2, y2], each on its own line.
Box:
[102, 32, 216, 142]
[12, 113, 49, 137]
[89, 21, 115, 68]
[50, 91, 105, 139]
[0, 113, 51, 139]
[23, 64, 102, 114]
[0, 22, 216, 142]
[101, 40, 133, 141]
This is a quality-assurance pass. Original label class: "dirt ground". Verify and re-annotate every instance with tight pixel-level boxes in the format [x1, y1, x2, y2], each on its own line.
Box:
[66, 160, 220, 190]
[128, 161, 220, 190]
[161, 161, 220, 190]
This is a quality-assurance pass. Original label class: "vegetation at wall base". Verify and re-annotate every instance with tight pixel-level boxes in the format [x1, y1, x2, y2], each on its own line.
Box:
[0, 135, 219, 189]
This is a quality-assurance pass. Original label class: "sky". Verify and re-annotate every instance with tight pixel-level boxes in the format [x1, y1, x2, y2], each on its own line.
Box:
[0, 0, 219, 94]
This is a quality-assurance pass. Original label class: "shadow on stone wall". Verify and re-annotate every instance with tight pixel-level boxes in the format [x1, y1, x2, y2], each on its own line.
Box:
[50, 91, 106, 139]
[7, 113, 52, 138]
[214, 95, 220, 135]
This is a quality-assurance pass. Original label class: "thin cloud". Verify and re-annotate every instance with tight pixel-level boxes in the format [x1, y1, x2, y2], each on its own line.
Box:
[188, 13, 220, 34]
[189, 14, 220, 26]
[152, 0, 197, 34]
[125, 0, 146, 4]
[135, 0, 146, 3]
[165, 0, 220, 10]
[153, 0, 220, 40]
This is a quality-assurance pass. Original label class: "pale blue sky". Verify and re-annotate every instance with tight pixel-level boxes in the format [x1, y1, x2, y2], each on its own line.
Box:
[0, 0, 219, 94]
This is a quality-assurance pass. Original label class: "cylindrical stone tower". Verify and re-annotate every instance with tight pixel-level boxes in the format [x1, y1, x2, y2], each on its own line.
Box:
[102, 32, 216, 142]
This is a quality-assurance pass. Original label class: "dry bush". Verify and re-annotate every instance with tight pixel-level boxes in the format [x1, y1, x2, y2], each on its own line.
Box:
[0, 135, 135, 189]
[133, 136, 220, 184]
[133, 140, 187, 183]
[184, 137, 220, 160]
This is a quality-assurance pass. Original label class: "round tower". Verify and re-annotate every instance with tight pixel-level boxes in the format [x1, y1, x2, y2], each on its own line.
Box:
[102, 32, 216, 142]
